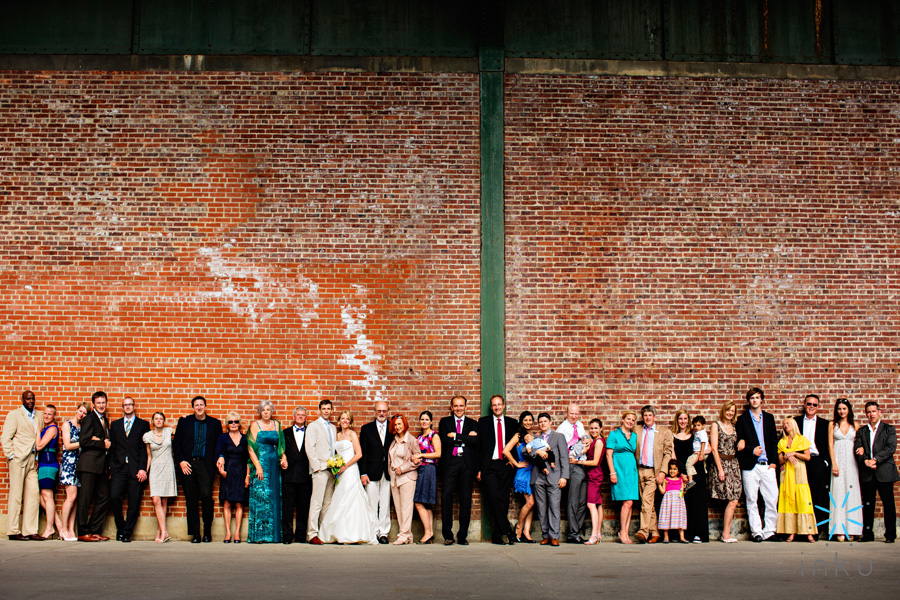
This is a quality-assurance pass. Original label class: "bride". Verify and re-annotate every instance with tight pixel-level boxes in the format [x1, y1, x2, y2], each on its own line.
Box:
[320, 410, 378, 544]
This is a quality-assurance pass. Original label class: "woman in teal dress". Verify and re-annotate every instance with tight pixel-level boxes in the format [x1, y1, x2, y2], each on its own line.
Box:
[247, 401, 286, 543]
[606, 410, 639, 544]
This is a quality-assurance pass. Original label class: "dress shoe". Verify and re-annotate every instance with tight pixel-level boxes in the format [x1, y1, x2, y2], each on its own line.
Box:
[633, 532, 647, 544]
[378, 535, 389, 545]
[202, 535, 211, 543]
[191, 535, 202, 543]
[282, 538, 292, 544]
[9, 534, 28, 541]
[647, 535, 660, 544]
[457, 539, 469, 546]
[96, 535, 110, 541]
[506, 536, 515, 545]
[121, 535, 131, 543]
[763, 535, 780, 542]
[886, 539, 895, 544]
[540, 538, 550, 545]
[309, 536, 324, 545]
[116, 533, 123, 541]
[492, 538, 506, 545]
[550, 538, 559, 547]
[26, 534, 46, 541]
[859, 536, 874, 543]
[77, 535, 97, 542]
[752, 535, 763, 543]
[443, 539, 454, 546]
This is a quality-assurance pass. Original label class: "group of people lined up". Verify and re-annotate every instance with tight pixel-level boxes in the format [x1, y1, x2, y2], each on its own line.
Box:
[2, 387, 897, 546]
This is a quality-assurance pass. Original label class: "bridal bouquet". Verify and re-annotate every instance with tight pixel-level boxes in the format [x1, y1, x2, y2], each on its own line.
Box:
[327, 453, 345, 483]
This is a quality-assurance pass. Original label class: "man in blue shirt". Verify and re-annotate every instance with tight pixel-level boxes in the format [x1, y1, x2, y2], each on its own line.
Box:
[735, 387, 780, 542]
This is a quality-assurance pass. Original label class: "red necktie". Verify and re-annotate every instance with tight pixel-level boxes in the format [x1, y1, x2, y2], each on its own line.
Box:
[496, 417, 503, 459]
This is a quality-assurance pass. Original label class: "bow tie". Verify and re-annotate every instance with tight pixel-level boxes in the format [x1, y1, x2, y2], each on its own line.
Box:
[295, 426, 305, 432]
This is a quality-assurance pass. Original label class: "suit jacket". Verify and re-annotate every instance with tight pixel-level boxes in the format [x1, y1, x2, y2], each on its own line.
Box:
[388, 432, 420, 487]
[854, 421, 900, 483]
[76, 410, 110, 475]
[282, 425, 311, 484]
[172, 414, 223, 478]
[529, 431, 570, 485]
[109, 416, 150, 478]
[634, 424, 675, 478]
[794, 415, 830, 466]
[359, 419, 391, 482]
[438, 414, 479, 472]
[1, 406, 39, 462]
[305, 417, 337, 473]
[476, 414, 519, 473]
[735, 410, 779, 471]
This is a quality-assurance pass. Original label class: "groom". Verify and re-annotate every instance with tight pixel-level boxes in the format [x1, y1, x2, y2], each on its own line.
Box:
[305, 399, 337, 545]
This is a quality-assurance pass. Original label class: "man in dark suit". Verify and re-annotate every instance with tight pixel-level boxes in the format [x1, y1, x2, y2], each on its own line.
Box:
[794, 394, 831, 539]
[854, 401, 899, 543]
[76, 390, 112, 542]
[108, 396, 150, 542]
[281, 406, 312, 544]
[529, 412, 570, 546]
[735, 387, 779, 542]
[477, 394, 518, 545]
[172, 395, 222, 543]
[438, 395, 479, 545]
[359, 401, 392, 544]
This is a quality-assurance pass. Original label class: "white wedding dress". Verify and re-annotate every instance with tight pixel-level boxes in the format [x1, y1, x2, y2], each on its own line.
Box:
[319, 439, 378, 544]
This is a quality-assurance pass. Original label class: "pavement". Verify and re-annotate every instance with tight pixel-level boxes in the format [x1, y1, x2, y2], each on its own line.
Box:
[0, 537, 897, 599]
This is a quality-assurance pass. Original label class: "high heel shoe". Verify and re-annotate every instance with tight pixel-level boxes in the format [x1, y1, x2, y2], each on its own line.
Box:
[392, 537, 412, 545]
[584, 535, 599, 545]
[518, 535, 536, 543]
[416, 536, 434, 544]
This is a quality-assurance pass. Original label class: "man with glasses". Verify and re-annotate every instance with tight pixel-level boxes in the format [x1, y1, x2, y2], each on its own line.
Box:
[108, 396, 150, 542]
[359, 401, 392, 544]
[794, 394, 830, 540]
[2, 390, 43, 540]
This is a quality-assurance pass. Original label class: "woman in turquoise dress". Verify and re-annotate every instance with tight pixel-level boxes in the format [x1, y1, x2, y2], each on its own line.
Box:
[36, 405, 63, 539]
[247, 401, 286, 543]
[502, 411, 537, 542]
[605, 410, 639, 544]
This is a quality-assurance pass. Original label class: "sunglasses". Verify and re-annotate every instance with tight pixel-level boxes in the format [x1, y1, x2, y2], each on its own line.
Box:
[806, 402, 818, 407]
[227, 420, 240, 425]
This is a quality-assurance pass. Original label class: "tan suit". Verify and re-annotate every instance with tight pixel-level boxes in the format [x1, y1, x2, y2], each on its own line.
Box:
[388, 432, 420, 543]
[304, 417, 337, 540]
[1, 406, 40, 536]
[634, 424, 674, 538]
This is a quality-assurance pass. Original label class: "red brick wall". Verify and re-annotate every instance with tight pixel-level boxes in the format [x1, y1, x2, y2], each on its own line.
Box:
[0, 71, 482, 520]
[504, 74, 900, 519]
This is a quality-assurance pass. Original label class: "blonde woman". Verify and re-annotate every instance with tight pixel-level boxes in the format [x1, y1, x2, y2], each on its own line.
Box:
[216, 411, 248, 543]
[708, 401, 741, 543]
[777, 418, 816, 542]
[59, 401, 90, 541]
[143, 412, 176, 543]
[606, 410, 639, 543]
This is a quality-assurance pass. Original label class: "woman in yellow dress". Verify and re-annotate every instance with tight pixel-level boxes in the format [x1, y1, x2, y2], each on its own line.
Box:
[776, 418, 816, 542]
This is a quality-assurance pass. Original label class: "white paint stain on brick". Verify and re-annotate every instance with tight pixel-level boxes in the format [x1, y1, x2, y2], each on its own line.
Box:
[337, 300, 385, 404]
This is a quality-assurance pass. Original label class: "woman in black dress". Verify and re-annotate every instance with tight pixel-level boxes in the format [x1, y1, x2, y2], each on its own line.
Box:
[671, 409, 709, 543]
[216, 411, 249, 543]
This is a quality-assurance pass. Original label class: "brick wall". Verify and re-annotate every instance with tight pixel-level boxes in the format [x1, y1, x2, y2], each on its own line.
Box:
[0, 71, 482, 521]
[504, 74, 900, 519]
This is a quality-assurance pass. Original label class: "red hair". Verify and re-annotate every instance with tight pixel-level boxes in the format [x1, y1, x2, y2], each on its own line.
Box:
[389, 414, 409, 435]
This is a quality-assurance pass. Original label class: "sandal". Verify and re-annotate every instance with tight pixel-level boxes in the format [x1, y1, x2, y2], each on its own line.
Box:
[584, 535, 599, 545]
[722, 537, 738, 543]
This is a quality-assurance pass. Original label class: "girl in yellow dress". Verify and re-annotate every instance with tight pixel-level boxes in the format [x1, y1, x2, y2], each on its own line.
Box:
[776, 418, 816, 542]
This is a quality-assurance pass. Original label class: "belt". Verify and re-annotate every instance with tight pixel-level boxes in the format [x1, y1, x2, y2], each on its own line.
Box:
[639, 464, 653, 469]
[719, 453, 735, 460]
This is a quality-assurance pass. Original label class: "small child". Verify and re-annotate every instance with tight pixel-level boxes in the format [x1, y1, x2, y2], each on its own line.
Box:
[526, 436, 556, 475]
[657, 459, 688, 543]
[569, 435, 592, 461]
[684, 415, 709, 484]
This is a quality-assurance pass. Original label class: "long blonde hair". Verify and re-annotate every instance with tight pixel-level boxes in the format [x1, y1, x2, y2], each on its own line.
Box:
[671, 408, 690, 434]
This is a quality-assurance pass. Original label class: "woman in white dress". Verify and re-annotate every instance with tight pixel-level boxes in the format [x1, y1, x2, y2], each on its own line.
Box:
[319, 410, 378, 544]
[144, 412, 176, 543]
[828, 398, 863, 541]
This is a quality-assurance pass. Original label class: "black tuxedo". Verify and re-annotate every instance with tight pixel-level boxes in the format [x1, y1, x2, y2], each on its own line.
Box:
[854, 421, 899, 541]
[109, 416, 150, 537]
[477, 414, 519, 541]
[794, 415, 831, 536]
[438, 414, 479, 542]
[76, 410, 111, 536]
[735, 410, 779, 470]
[172, 414, 223, 536]
[359, 420, 392, 482]
[282, 425, 312, 542]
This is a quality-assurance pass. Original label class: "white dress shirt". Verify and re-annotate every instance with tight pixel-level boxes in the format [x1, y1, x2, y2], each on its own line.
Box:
[802, 416, 819, 456]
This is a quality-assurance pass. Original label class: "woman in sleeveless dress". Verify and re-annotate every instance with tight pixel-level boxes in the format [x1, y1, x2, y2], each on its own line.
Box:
[143, 412, 176, 543]
[413, 410, 441, 544]
[320, 410, 378, 544]
[672, 409, 709, 543]
[828, 398, 863, 541]
[582, 418, 606, 545]
[216, 411, 249, 543]
[502, 411, 537, 542]
[247, 401, 286, 543]
[59, 401, 89, 542]
[36, 405, 63, 539]
[708, 401, 742, 543]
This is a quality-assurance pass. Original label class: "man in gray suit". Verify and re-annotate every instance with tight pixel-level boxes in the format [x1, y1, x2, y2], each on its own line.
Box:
[528, 412, 570, 546]
[854, 401, 899, 543]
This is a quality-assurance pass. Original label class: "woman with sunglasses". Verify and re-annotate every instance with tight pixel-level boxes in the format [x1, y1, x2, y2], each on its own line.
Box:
[216, 411, 249, 543]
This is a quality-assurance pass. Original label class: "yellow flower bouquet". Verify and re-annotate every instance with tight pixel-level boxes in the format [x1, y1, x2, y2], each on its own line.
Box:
[327, 453, 345, 482]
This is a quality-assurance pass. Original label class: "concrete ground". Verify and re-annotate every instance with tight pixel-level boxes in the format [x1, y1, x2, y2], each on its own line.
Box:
[0, 536, 896, 599]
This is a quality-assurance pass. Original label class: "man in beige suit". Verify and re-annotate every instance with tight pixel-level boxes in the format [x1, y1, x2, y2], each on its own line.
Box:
[634, 405, 674, 544]
[2, 390, 43, 540]
[305, 399, 337, 545]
